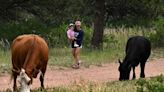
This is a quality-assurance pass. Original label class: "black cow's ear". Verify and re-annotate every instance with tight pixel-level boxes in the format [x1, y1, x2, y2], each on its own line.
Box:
[128, 64, 131, 69]
[118, 59, 122, 64]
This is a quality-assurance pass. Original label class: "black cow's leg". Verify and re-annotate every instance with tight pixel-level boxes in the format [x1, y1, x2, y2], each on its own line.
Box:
[140, 62, 146, 78]
[132, 66, 136, 79]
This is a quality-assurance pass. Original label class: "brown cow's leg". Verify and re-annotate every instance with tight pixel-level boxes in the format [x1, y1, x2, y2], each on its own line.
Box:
[40, 65, 47, 90]
[13, 73, 17, 92]
[40, 73, 45, 90]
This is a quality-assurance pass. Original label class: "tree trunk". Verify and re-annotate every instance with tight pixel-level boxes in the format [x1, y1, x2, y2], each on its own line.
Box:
[91, 0, 105, 49]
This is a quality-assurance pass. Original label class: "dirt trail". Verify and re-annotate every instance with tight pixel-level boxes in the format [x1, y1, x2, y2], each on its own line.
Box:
[0, 58, 164, 91]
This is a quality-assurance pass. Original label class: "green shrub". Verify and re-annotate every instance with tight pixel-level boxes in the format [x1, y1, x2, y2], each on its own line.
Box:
[82, 25, 93, 48]
[148, 17, 164, 47]
[46, 23, 93, 48]
[46, 23, 68, 48]
[0, 18, 49, 47]
[136, 75, 164, 92]
[0, 18, 93, 48]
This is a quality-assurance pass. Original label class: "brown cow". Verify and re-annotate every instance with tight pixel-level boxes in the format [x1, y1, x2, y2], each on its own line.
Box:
[11, 34, 48, 92]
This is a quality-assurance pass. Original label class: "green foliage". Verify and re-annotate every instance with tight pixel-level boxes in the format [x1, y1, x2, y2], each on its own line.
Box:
[0, 0, 163, 27]
[106, 0, 164, 27]
[0, 18, 93, 48]
[33, 87, 68, 92]
[0, 18, 59, 50]
[46, 23, 93, 48]
[148, 17, 164, 47]
[3, 75, 164, 92]
[81, 25, 93, 48]
[0, 18, 48, 42]
[31, 75, 164, 92]
[0, 0, 163, 49]
[47, 47, 123, 68]
[31, 76, 164, 92]
[0, 0, 94, 26]
[30, 80, 137, 92]
[103, 27, 154, 49]
[1, 28, 163, 71]
[46, 23, 68, 48]
[0, 49, 11, 74]
[136, 75, 164, 92]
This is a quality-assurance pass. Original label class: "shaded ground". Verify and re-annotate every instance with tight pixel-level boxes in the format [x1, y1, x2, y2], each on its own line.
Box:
[0, 58, 164, 91]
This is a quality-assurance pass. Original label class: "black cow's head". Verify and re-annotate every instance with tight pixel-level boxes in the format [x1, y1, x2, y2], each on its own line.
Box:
[118, 59, 131, 81]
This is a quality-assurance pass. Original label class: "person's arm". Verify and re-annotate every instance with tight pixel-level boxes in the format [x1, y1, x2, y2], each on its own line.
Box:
[75, 31, 84, 43]
[67, 31, 71, 39]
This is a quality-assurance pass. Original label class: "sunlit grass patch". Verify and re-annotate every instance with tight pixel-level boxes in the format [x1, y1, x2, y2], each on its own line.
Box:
[0, 49, 11, 74]
[31, 75, 164, 92]
[48, 48, 72, 67]
[48, 47, 124, 68]
[31, 79, 137, 92]
[151, 48, 164, 58]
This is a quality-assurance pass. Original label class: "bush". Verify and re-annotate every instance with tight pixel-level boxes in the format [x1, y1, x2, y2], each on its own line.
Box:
[148, 17, 164, 47]
[0, 19, 93, 48]
[136, 75, 164, 92]
[46, 23, 93, 48]
[46, 23, 70, 48]
[0, 18, 49, 45]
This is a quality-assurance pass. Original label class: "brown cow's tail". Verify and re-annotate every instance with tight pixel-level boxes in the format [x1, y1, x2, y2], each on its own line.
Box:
[23, 35, 36, 70]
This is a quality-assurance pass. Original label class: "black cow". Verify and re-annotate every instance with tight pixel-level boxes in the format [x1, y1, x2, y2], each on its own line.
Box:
[118, 36, 151, 80]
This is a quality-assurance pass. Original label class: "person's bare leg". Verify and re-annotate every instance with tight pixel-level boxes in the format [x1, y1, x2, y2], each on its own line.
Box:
[72, 48, 79, 69]
[72, 48, 76, 64]
[75, 48, 81, 67]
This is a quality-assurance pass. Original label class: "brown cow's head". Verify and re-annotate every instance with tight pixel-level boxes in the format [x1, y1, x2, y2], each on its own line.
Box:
[18, 69, 31, 92]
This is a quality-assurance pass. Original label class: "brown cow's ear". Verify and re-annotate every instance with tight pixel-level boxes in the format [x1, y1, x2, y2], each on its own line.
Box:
[20, 68, 25, 76]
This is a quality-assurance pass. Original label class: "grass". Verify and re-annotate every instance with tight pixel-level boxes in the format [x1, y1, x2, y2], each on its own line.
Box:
[48, 47, 124, 68]
[0, 50, 11, 74]
[1, 28, 164, 92]
[4, 75, 164, 92]
[0, 46, 124, 74]
[30, 75, 164, 92]
[47, 27, 163, 68]
[2, 46, 163, 72]
[0, 28, 164, 72]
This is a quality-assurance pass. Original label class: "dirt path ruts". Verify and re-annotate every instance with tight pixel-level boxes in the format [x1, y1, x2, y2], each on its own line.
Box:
[0, 58, 164, 91]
